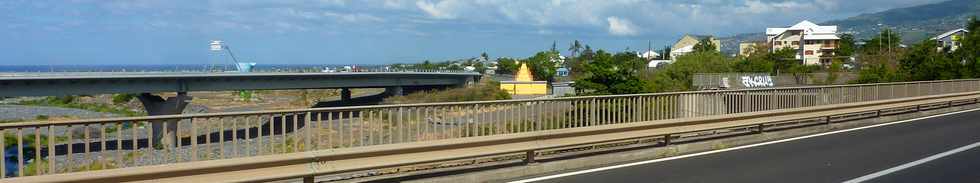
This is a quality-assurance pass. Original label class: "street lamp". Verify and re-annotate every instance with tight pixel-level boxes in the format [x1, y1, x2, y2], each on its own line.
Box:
[210, 40, 254, 72]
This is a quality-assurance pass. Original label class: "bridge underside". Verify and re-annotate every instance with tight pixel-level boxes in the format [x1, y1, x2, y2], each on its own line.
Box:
[0, 72, 478, 97]
[0, 72, 478, 147]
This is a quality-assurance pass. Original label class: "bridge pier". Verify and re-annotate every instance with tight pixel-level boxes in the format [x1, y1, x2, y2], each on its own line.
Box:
[137, 92, 191, 149]
[384, 86, 404, 96]
[340, 88, 352, 102]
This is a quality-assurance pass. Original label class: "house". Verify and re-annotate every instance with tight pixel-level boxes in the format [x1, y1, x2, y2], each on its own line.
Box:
[639, 50, 661, 60]
[670, 34, 721, 61]
[738, 42, 764, 57]
[932, 28, 969, 51]
[556, 68, 570, 77]
[647, 60, 672, 68]
[766, 20, 839, 65]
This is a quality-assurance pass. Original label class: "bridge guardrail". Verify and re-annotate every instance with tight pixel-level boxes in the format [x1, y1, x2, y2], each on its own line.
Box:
[0, 79, 977, 180]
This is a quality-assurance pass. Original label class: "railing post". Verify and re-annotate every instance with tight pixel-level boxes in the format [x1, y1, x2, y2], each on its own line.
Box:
[525, 150, 536, 164]
[756, 124, 764, 134]
[303, 176, 315, 183]
[663, 134, 671, 145]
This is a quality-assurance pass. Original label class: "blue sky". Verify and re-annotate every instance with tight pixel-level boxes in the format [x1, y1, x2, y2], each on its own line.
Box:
[0, 0, 946, 65]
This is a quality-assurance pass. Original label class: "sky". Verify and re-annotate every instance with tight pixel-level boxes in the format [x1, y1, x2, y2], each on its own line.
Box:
[0, 0, 948, 65]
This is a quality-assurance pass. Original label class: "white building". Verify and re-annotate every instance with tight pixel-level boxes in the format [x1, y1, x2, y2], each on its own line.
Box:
[932, 28, 969, 52]
[639, 50, 661, 60]
[766, 20, 840, 65]
[669, 34, 720, 61]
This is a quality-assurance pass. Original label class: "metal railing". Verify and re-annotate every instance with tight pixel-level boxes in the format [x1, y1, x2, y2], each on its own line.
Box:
[0, 79, 977, 178]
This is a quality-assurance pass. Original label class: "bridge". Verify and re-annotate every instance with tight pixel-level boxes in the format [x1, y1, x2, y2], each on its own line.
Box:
[0, 79, 978, 182]
[0, 71, 479, 97]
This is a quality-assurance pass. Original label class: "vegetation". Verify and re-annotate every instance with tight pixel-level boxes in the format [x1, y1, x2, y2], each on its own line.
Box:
[493, 51, 561, 82]
[111, 94, 136, 105]
[572, 37, 818, 94]
[574, 50, 648, 94]
[692, 37, 717, 53]
[383, 80, 511, 104]
[523, 51, 561, 81]
[851, 17, 980, 83]
[495, 57, 520, 75]
[18, 96, 144, 117]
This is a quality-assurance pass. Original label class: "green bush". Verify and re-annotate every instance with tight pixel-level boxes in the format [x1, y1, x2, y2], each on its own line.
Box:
[383, 80, 511, 104]
[111, 94, 136, 105]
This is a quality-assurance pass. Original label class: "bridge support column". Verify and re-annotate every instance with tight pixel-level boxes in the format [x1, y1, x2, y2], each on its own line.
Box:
[384, 86, 404, 96]
[138, 92, 191, 149]
[457, 76, 476, 88]
[340, 88, 352, 102]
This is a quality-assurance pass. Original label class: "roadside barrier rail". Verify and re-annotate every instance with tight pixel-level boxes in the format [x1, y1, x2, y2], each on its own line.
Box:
[0, 79, 977, 180]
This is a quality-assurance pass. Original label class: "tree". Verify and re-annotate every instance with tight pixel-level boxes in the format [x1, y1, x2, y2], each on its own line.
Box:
[692, 37, 717, 53]
[661, 45, 672, 60]
[495, 58, 519, 75]
[900, 40, 960, 81]
[733, 44, 775, 74]
[647, 51, 732, 92]
[523, 51, 560, 81]
[481, 52, 489, 61]
[770, 47, 799, 75]
[573, 50, 648, 95]
[954, 16, 980, 77]
[835, 33, 857, 57]
[551, 41, 558, 52]
[856, 29, 906, 82]
[825, 59, 843, 84]
[853, 64, 901, 84]
[569, 45, 595, 78]
[580, 45, 595, 61]
[568, 40, 583, 60]
[861, 28, 902, 56]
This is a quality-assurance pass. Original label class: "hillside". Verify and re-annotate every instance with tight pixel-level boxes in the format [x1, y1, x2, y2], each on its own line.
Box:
[720, 0, 979, 54]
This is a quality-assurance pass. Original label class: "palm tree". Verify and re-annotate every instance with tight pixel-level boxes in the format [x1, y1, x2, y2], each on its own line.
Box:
[568, 40, 582, 58]
[567, 40, 582, 67]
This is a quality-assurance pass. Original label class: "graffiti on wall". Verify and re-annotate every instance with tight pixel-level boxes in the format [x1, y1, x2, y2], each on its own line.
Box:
[740, 75, 774, 88]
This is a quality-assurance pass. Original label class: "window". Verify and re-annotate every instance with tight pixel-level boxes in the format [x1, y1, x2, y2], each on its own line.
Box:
[792, 41, 800, 46]
[774, 41, 782, 46]
[805, 40, 815, 44]
[805, 50, 814, 55]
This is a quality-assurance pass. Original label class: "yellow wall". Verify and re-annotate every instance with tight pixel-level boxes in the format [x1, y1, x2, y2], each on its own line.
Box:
[500, 83, 548, 95]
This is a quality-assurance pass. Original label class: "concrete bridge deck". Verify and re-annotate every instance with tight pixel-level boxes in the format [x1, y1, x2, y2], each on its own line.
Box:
[0, 72, 480, 97]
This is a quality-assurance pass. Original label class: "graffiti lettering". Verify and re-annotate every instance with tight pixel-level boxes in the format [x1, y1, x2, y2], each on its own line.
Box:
[740, 76, 774, 88]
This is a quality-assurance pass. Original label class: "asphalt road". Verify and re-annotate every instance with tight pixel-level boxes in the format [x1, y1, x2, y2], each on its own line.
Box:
[519, 109, 980, 183]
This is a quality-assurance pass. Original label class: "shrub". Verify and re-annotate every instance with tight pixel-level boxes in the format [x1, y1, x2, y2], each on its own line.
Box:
[383, 80, 511, 104]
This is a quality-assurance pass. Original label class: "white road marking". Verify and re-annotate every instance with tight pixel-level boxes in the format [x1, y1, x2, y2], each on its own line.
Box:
[509, 108, 980, 183]
[843, 140, 980, 183]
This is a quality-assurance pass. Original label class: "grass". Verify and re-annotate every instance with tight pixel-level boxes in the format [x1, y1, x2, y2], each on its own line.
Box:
[383, 80, 511, 104]
[22, 159, 50, 176]
[3, 133, 70, 150]
[17, 96, 145, 117]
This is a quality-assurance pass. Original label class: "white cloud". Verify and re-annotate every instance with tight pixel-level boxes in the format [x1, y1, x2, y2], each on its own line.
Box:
[383, 0, 411, 9]
[606, 16, 638, 36]
[416, 0, 458, 19]
[323, 12, 385, 23]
